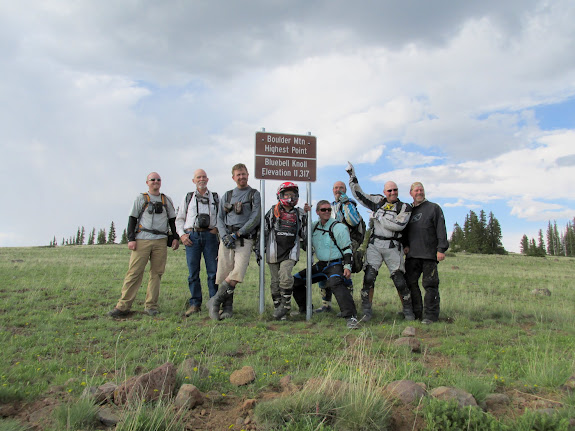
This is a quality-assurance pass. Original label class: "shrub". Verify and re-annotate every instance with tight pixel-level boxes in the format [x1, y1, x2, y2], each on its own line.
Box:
[423, 398, 505, 431]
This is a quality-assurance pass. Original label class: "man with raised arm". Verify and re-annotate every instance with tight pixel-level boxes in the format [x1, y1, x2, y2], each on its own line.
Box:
[346, 162, 414, 322]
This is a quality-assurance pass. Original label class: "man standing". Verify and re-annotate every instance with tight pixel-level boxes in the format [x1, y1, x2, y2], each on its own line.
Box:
[315, 181, 364, 313]
[346, 162, 414, 322]
[208, 163, 261, 320]
[176, 169, 219, 316]
[403, 182, 449, 324]
[292, 200, 359, 329]
[108, 172, 179, 317]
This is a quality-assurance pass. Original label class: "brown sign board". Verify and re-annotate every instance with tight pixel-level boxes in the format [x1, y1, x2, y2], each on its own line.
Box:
[254, 132, 317, 182]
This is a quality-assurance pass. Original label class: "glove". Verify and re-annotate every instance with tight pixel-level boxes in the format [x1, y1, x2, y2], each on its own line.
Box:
[222, 234, 236, 249]
[346, 161, 357, 183]
[339, 193, 349, 203]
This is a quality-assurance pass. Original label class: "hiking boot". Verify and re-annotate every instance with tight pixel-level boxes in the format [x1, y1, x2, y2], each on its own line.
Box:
[184, 305, 200, 317]
[346, 317, 359, 329]
[108, 308, 129, 318]
[219, 295, 234, 319]
[144, 309, 159, 316]
[421, 318, 433, 325]
[208, 282, 234, 321]
[314, 305, 332, 313]
[290, 306, 306, 316]
[273, 305, 289, 320]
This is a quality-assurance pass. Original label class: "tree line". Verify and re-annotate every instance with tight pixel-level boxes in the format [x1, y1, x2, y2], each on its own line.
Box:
[520, 219, 575, 257]
[449, 210, 506, 254]
[48, 222, 128, 246]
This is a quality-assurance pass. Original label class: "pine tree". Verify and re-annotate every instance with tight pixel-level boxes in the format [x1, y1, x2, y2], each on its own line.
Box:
[520, 235, 529, 255]
[107, 221, 116, 244]
[486, 212, 505, 254]
[546, 221, 554, 255]
[87, 228, 95, 245]
[75, 227, 81, 246]
[80, 226, 85, 245]
[450, 222, 465, 252]
[97, 229, 106, 245]
[120, 229, 128, 244]
[537, 229, 546, 256]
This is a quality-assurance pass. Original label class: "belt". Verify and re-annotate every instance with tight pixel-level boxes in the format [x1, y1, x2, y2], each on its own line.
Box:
[185, 228, 216, 233]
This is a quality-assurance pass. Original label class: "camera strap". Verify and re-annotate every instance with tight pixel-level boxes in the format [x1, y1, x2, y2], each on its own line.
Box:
[136, 193, 168, 234]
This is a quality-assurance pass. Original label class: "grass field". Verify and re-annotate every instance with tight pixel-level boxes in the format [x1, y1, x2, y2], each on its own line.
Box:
[0, 245, 574, 430]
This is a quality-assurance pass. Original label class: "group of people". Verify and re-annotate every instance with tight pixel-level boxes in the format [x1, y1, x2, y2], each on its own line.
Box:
[107, 162, 449, 328]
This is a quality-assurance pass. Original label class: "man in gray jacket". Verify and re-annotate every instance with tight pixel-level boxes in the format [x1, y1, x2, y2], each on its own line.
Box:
[346, 163, 414, 322]
[208, 163, 261, 320]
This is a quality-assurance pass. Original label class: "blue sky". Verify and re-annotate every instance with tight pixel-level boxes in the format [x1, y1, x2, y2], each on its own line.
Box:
[2, 0, 575, 252]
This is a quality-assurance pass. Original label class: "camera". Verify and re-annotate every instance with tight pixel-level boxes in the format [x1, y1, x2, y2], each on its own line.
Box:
[147, 201, 164, 214]
[196, 213, 210, 229]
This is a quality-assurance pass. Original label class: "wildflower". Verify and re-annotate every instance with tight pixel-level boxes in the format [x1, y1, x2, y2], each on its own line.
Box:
[193, 367, 198, 372]
[81, 382, 86, 386]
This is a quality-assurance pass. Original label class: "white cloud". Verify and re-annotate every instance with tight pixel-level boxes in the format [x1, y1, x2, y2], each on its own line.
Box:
[1, 0, 575, 247]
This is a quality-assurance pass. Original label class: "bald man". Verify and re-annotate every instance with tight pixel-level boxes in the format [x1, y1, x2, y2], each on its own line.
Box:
[346, 163, 414, 322]
[176, 169, 220, 316]
[108, 172, 179, 318]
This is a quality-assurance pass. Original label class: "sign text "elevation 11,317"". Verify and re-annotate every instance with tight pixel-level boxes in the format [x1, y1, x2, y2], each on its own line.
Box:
[254, 132, 317, 182]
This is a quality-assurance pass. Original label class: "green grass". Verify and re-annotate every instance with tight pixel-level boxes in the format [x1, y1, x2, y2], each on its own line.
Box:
[1, 246, 575, 429]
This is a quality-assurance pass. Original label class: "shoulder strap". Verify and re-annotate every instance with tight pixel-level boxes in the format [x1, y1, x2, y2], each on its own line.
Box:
[184, 191, 194, 215]
[212, 192, 219, 207]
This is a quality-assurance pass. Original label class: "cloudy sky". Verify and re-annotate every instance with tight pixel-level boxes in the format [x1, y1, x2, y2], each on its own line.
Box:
[2, 0, 575, 252]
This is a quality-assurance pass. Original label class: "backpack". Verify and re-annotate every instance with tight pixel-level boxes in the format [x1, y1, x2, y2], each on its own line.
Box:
[137, 193, 170, 234]
[339, 203, 366, 272]
[183, 191, 219, 215]
[314, 221, 364, 273]
[223, 188, 256, 210]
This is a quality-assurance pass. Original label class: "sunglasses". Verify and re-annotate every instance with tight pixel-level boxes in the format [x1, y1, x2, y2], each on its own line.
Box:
[319, 208, 332, 213]
[386, 188, 398, 192]
[148, 178, 162, 182]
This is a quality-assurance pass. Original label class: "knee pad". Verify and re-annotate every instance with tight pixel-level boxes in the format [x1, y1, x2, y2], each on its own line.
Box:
[391, 271, 409, 293]
[363, 265, 378, 289]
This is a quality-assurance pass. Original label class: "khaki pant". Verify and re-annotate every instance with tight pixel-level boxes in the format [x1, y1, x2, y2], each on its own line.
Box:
[215, 239, 253, 284]
[116, 238, 167, 311]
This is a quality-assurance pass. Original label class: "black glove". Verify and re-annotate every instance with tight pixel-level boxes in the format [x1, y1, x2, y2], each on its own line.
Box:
[222, 234, 236, 249]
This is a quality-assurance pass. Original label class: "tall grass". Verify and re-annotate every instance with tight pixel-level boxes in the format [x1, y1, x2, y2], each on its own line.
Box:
[1, 246, 574, 428]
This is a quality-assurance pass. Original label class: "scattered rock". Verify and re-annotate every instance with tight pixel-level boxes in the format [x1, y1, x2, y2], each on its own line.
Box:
[279, 375, 292, 387]
[241, 399, 257, 411]
[430, 386, 478, 407]
[230, 366, 256, 386]
[83, 382, 117, 404]
[531, 288, 551, 296]
[394, 337, 421, 352]
[174, 384, 204, 409]
[97, 407, 120, 426]
[114, 362, 177, 405]
[384, 380, 426, 404]
[0, 404, 18, 417]
[484, 393, 510, 410]
[402, 326, 416, 337]
[178, 357, 210, 379]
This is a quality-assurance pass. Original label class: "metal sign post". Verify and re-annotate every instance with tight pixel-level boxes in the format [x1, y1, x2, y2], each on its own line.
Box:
[254, 131, 317, 320]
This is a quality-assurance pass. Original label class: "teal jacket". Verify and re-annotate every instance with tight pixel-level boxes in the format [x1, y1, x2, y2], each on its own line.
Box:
[312, 218, 352, 269]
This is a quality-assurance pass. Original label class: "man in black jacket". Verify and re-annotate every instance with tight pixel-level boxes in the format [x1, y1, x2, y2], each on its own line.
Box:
[403, 182, 449, 324]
